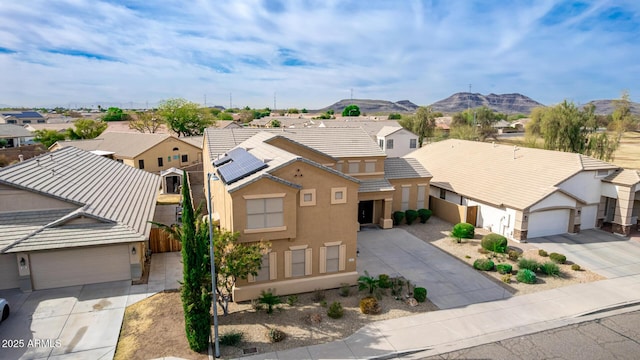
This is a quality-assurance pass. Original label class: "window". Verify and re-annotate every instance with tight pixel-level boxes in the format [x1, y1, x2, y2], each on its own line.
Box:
[255, 254, 270, 282]
[335, 161, 343, 172]
[326, 245, 340, 272]
[181, 154, 188, 162]
[285, 246, 312, 278]
[379, 139, 384, 149]
[167, 156, 171, 162]
[7, 120, 16, 124]
[157, 157, 163, 167]
[401, 186, 410, 211]
[173, 147, 179, 151]
[138, 159, 145, 169]
[249, 252, 277, 282]
[365, 161, 376, 173]
[320, 242, 346, 273]
[37, 119, 45, 123]
[417, 185, 426, 209]
[173, 155, 179, 160]
[246, 197, 284, 229]
[300, 189, 316, 206]
[439, 188, 446, 200]
[410, 138, 417, 149]
[331, 187, 347, 204]
[116, 159, 123, 163]
[386, 139, 394, 149]
[348, 161, 359, 174]
[596, 169, 610, 177]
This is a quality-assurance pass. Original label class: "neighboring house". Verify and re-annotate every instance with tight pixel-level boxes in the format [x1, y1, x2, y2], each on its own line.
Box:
[0, 147, 160, 291]
[214, 120, 243, 129]
[435, 116, 452, 133]
[1, 111, 46, 125]
[406, 139, 639, 241]
[50, 132, 203, 173]
[202, 127, 431, 301]
[0, 124, 34, 147]
[23, 123, 72, 134]
[376, 126, 419, 157]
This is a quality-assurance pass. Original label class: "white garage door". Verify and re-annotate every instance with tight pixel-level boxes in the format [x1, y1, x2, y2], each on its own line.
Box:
[580, 205, 598, 230]
[0, 254, 20, 290]
[528, 209, 570, 238]
[31, 245, 130, 290]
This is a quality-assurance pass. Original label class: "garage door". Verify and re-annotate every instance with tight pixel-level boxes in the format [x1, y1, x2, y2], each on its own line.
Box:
[0, 254, 20, 290]
[30, 245, 130, 290]
[528, 209, 570, 238]
[580, 205, 598, 230]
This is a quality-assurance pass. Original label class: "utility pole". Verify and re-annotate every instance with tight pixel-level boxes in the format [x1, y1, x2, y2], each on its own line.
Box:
[350, 88, 353, 101]
[468, 84, 472, 111]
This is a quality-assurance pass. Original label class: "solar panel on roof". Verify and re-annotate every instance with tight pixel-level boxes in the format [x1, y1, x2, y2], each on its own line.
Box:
[217, 148, 268, 184]
[213, 154, 231, 166]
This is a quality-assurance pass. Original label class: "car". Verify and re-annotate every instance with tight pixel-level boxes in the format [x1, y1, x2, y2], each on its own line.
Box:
[0, 298, 9, 322]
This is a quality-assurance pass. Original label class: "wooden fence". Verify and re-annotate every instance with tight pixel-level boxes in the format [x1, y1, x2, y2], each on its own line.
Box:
[149, 228, 182, 253]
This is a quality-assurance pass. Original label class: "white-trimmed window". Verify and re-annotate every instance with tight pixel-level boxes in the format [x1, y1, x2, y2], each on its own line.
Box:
[596, 169, 610, 177]
[379, 139, 384, 149]
[331, 187, 347, 204]
[246, 197, 283, 229]
[410, 138, 417, 149]
[285, 246, 312, 278]
[365, 160, 376, 173]
[417, 185, 426, 209]
[249, 252, 278, 282]
[401, 185, 410, 211]
[335, 161, 343, 173]
[300, 189, 316, 206]
[348, 161, 360, 174]
[439, 188, 446, 200]
[386, 139, 394, 149]
[319, 242, 346, 273]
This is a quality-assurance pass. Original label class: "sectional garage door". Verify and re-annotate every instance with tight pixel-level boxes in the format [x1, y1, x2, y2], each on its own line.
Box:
[0, 254, 20, 290]
[527, 209, 571, 239]
[30, 245, 130, 290]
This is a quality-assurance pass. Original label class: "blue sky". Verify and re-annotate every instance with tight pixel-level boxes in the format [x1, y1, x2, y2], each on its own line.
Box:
[0, 0, 638, 109]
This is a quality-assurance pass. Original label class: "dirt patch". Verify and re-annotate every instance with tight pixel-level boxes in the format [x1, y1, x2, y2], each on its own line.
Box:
[400, 217, 605, 295]
[114, 290, 208, 360]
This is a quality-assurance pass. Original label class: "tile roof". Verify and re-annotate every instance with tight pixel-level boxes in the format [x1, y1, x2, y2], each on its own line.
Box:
[603, 168, 640, 186]
[384, 158, 432, 179]
[54, 132, 198, 158]
[405, 139, 619, 210]
[181, 136, 204, 148]
[0, 209, 74, 251]
[2, 111, 44, 119]
[0, 147, 160, 252]
[358, 179, 394, 193]
[376, 126, 403, 137]
[0, 124, 33, 137]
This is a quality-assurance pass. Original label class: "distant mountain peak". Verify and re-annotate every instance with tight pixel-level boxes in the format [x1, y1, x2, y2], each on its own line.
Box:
[428, 92, 544, 114]
[317, 99, 418, 113]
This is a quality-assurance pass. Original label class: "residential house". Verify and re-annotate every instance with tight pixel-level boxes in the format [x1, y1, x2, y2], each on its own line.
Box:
[1, 111, 46, 125]
[0, 147, 160, 291]
[50, 132, 203, 173]
[23, 122, 73, 134]
[202, 127, 431, 301]
[405, 139, 638, 241]
[0, 124, 34, 147]
[376, 126, 419, 157]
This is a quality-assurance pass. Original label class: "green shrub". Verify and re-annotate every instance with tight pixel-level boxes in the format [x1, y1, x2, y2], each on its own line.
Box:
[405, 210, 418, 225]
[496, 263, 513, 274]
[538, 249, 548, 257]
[320, 300, 328, 308]
[220, 330, 244, 347]
[392, 211, 405, 225]
[339, 283, 351, 297]
[540, 261, 560, 276]
[359, 296, 381, 314]
[508, 250, 520, 261]
[286, 295, 298, 306]
[571, 264, 581, 271]
[473, 258, 495, 271]
[389, 277, 405, 297]
[549, 252, 567, 264]
[417, 208, 433, 223]
[414, 287, 427, 302]
[327, 301, 344, 319]
[516, 269, 537, 284]
[451, 223, 475, 241]
[378, 274, 391, 289]
[267, 328, 286, 343]
[258, 290, 281, 314]
[481, 233, 508, 253]
[518, 258, 540, 272]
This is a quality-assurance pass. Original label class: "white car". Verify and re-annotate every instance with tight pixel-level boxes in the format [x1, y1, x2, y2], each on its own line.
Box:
[0, 298, 9, 322]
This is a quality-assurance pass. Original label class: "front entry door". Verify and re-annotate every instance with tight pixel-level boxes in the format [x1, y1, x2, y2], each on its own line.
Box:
[358, 200, 374, 224]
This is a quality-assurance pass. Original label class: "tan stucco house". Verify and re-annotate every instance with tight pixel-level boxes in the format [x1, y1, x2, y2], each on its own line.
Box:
[0, 147, 160, 291]
[50, 132, 203, 173]
[406, 139, 639, 241]
[202, 127, 431, 301]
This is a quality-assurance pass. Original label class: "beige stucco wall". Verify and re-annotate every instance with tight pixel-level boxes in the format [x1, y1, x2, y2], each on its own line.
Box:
[388, 178, 431, 212]
[133, 137, 202, 173]
[0, 184, 78, 213]
[336, 156, 386, 180]
[429, 196, 466, 224]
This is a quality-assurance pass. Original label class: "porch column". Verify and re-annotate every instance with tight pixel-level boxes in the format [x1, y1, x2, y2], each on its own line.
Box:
[613, 187, 635, 236]
[380, 198, 393, 229]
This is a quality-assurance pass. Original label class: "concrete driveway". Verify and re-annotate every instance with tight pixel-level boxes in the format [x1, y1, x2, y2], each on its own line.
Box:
[0, 252, 181, 359]
[357, 228, 511, 309]
[527, 229, 640, 278]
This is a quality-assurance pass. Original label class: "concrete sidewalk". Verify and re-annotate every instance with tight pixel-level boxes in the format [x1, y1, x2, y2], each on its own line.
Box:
[238, 274, 640, 360]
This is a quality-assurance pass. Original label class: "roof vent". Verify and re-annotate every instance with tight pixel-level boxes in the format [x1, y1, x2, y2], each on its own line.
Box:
[18, 154, 24, 162]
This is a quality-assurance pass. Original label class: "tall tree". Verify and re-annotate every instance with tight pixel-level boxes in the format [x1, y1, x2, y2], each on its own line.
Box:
[611, 90, 635, 133]
[33, 129, 67, 147]
[67, 119, 107, 139]
[101, 107, 129, 122]
[180, 171, 211, 352]
[158, 98, 215, 137]
[342, 104, 360, 117]
[129, 111, 163, 133]
[414, 106, 436, 146]
[474, 106, 499, 141]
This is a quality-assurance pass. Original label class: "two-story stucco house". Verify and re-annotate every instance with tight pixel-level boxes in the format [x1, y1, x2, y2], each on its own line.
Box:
[202, 127, 431, 301]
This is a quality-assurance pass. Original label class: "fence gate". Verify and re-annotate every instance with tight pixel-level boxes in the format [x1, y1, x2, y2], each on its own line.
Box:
[149, 228, 182, 253]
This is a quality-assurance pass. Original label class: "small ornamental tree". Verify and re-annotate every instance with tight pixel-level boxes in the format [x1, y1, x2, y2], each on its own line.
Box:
[481, 233, 508, 253]
[342, 104, 360, 117]
[451, 223, 475, 242]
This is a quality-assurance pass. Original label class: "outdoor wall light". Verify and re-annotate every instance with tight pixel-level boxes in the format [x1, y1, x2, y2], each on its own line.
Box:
[131, 247, 137, 255]
[20, 257, 26, 267]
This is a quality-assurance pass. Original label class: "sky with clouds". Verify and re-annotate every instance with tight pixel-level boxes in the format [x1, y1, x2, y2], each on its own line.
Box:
[0, 0, 638, 109]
